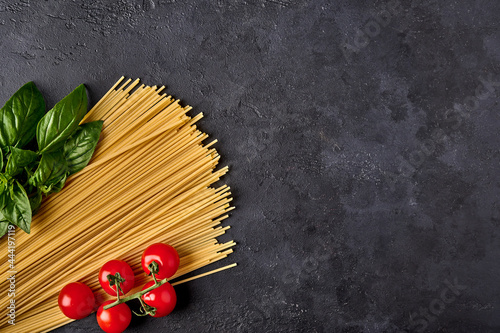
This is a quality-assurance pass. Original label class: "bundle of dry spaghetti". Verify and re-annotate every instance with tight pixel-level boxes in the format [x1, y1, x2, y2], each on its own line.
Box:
[0, 77, 236, 333]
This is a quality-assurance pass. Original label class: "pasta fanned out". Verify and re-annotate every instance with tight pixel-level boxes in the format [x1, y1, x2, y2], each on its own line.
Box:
[0, 77, 235, 333]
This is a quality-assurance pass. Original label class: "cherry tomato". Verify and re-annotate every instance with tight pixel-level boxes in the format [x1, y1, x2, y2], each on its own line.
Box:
[99, 259, 135, 296]
[96, 300, 131, 333]
[58, 282, 95, 320]
[141, 281, 177, 317]
[141, 243, 179, 279]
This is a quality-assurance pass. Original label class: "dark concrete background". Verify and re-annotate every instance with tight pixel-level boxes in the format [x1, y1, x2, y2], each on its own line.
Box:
[1, 0, 499, 332]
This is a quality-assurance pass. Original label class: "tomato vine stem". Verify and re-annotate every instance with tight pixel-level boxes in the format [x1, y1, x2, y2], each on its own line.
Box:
[103, 261, 165, 312]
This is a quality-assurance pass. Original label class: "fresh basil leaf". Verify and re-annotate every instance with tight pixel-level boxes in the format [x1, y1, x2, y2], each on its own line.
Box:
[37, 84, 88, 154]
[5, 147, 38, 177]
[45, 173, 67, 194]
[0, 221, 8, 238]
[30, 151, 67, 189]
[1, 181, 31, 233]
[37, 173, 67, 195]
[0, 82, 45, 149]
[0, 173, 9, 185]
[64, 120, 103, 175]
[0, 181, 7, 211]
[0, 149, 3, 172]
[29, 190, 43, 214]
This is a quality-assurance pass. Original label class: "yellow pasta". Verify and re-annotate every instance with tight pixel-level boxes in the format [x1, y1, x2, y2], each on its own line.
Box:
[0, 77, 235, 333]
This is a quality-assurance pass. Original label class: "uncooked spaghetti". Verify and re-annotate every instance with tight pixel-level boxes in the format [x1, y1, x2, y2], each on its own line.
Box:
[0, 77, 235, 333]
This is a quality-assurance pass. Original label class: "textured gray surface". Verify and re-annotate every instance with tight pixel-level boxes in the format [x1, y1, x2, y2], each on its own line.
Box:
[1, 0, 500, 332]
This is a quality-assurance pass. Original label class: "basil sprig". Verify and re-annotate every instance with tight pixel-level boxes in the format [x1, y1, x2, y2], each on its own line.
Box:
[0, 82, 103, 237]
[0, 82, 45, 149]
